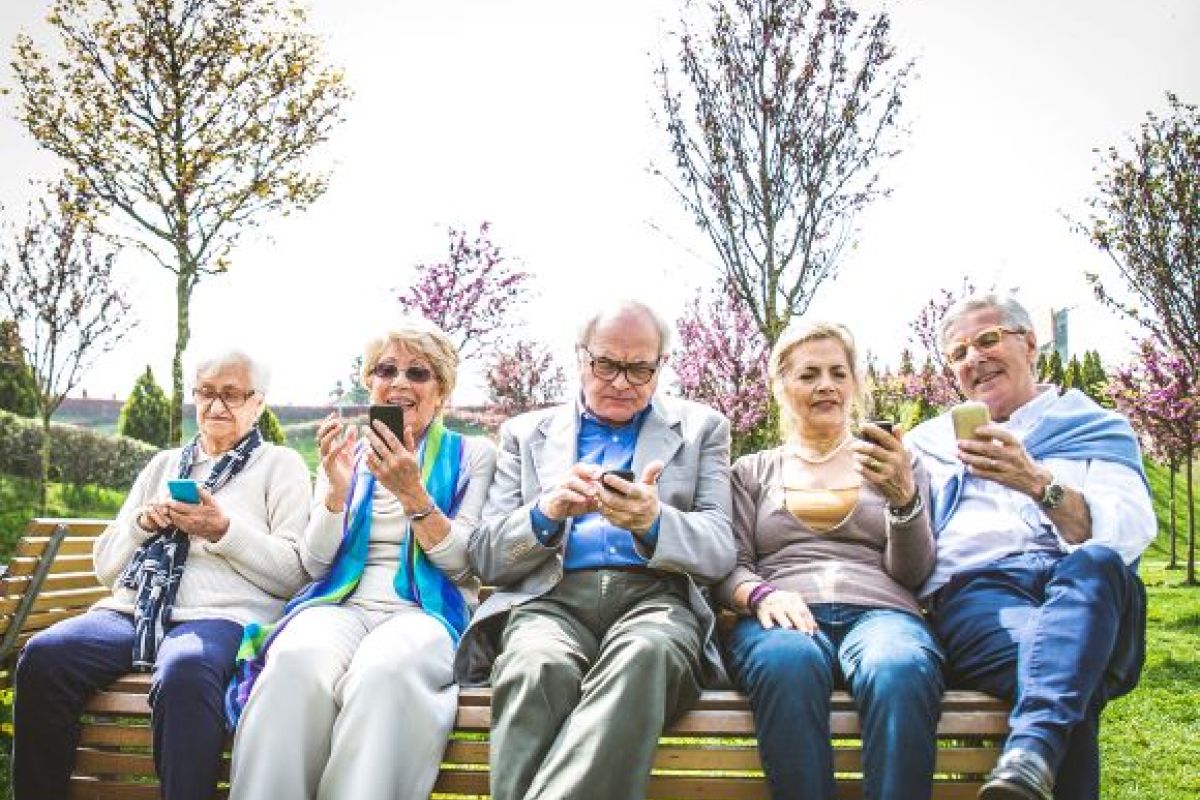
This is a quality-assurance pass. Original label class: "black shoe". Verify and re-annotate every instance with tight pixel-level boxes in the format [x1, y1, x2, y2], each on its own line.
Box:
[978, 748, 1054, 800]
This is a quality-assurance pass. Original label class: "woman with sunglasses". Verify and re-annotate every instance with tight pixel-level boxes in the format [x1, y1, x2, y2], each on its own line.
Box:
[715, 321, 944, 800]
[228, 318, 497, 800]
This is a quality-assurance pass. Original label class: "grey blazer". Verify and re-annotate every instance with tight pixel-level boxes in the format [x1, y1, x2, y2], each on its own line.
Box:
[455, 395, 735, 686]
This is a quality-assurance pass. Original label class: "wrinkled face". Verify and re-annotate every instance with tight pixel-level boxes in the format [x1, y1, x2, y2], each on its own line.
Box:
[193, 363, 262, 450]
[578, 311, 663, 425]
[366, 341, 445, 437]
[778, 337, 857, 436]
[944, 306, 1038, 421]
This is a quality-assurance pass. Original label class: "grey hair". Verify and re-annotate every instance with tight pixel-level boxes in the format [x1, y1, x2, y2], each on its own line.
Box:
[939, 293, 1036, 347]
[575, 298, 673, 356]
[194, 349, 271, 396]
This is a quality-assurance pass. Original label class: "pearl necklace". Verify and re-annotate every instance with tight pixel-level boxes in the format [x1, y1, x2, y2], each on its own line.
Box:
[787, 431, 852, 465]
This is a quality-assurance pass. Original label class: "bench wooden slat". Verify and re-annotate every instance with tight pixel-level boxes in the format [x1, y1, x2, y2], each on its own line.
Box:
[1, 571, 106, 595]
[67, 779, 229, 800]
[5, 553, 97, 578]
[23, 518, 110, 536]
[14, 536, 99, 558]
[0, 586, 109, 615]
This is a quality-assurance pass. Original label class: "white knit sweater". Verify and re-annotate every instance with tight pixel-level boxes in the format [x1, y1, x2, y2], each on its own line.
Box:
[92, 443, 313, 626]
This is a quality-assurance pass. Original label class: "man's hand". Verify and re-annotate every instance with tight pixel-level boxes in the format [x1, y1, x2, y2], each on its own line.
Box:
[165, 488, 230, 543]
[596, 461, 663, 537]
[537, 463, 604, 521]
[957, 424, 1049, 499]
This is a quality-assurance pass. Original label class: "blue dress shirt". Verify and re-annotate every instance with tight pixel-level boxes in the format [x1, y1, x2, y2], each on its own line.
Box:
[529, 403, 662, 570]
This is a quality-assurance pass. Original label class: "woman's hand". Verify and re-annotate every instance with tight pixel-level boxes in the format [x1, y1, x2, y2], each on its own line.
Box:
[136, 500, 172, 532]
[165, 488, 229, 542]
[363, 419, 431, 513]
[756, 589, 817, 634]
[317, 414, 356, 512]
[852, 423, 917, 509]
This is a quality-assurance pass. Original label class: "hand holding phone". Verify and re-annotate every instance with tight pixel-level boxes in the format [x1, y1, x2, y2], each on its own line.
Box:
[167, 479, 201, 505]
[951, 401, 991, 441]
[600, 469, 636, 495]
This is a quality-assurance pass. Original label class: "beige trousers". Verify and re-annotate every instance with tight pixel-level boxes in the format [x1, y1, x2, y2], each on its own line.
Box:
[229, 603, 457, 800]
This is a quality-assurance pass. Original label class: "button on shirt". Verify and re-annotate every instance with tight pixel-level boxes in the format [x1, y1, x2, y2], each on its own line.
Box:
[529, 404, 661, 570]
[919, 387, 1157, 598]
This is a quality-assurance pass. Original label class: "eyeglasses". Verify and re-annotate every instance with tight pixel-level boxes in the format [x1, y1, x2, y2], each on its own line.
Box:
[370, 361, 435, 384]
[192, 387, 256, 409]
[943, 326, 1026, 365]
[578, 346, 661, 386]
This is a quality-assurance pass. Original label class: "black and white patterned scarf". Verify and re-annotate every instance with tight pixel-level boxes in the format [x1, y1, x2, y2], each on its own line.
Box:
[120, 428, 263, 670]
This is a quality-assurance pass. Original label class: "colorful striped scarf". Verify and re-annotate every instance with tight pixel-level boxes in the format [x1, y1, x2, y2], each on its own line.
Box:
[224, 419, 470, 729]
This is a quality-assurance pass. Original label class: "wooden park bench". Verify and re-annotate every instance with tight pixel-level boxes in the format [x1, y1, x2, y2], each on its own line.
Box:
[1, 518, 1010, 799]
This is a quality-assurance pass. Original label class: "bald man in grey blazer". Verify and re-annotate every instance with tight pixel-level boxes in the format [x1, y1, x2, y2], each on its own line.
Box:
[458, 299, 735, 800]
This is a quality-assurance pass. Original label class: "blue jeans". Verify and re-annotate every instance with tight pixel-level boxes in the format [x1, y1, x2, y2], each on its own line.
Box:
[927, 547, 1139, 800]
[726, 604, 945, 800]
[13, 609, 243, 800]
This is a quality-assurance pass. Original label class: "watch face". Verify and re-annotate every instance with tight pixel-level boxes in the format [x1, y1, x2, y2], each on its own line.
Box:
[1043, 482, 1065, 509]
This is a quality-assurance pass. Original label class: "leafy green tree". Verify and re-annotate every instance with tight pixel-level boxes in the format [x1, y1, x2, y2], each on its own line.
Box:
[118, 365, 170, 447]
[1044, 349, 1065, 386]
[1081, 350, 1111, 406]
[257, 406, 286, 445]
[0, 319, 39, 417]
[1063, 355, 1084, 391]
[12, 0, 351, 445]
[1080, 92, 1199, 374]
[656, 0, 913, 346]
[1036, 351, 1049, 382]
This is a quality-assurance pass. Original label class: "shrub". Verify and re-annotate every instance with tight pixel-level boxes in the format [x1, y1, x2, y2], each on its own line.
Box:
[257, 407, 286, 445]
[118, 366, 170, 447]
[0, 409, 158, 490]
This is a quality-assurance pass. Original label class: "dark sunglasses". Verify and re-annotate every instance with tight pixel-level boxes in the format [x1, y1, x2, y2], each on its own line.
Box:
[370, 362, 435, 383]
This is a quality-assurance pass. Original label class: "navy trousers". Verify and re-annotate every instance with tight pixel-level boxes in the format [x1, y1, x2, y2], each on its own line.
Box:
[927, 547, 1139, 800]
[12, 609, 242, 800]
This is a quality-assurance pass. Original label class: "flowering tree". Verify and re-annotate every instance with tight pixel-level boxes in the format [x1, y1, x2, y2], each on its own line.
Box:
[12, 0, 350, 444]
[675, 283, 771, 456]
[656, 0, 913, 346]
[1109, 339, 1198, 581]
[486, 339, 566, 419]
[1081, 93, 1200, 375]
[0, 181, 137, 510]
[396, 223, 531, 361]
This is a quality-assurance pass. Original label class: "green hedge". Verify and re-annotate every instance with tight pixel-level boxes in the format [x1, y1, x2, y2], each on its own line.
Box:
[0, 409, 159, 491]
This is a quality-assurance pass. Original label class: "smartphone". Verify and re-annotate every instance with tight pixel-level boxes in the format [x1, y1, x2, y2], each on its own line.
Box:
[167, 479, 201, 504]
[601, 469, 636, 494]
[368, 404, 405, 443]
[867, 419, 895, 436]
[950, 401, 991, 440]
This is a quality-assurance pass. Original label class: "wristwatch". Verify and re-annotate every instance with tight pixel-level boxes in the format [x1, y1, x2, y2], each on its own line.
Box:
[887, 494, 924, 526]
[1038, 476, 1066, 511]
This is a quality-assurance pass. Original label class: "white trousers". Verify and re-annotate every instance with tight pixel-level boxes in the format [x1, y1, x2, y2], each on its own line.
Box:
[229, 603, 457, 800]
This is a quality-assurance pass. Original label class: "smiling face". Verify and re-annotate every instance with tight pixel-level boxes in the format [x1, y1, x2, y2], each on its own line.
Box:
[366, 340, 446, 438]
[778, 336, 857, 439]
[944, 305, 1039, 421]
[578, 309, 663, 425]
[194, 362, 262, 454]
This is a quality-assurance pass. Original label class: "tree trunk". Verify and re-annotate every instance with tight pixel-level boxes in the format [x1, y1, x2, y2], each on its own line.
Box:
[170, 268, 194, 447]
[1186, 450, 1196, 586]
[38, 410, 51, 514]
[1168, 457, 1179, 569]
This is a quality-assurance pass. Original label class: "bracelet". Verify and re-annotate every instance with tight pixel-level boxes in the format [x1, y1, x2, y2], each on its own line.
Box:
[409, 503, 438, 522]
[746, 583, 776, 614]
[887, 493, 924, 526]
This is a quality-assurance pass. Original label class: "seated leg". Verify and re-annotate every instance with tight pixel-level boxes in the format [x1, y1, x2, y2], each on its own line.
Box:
[12, 610, 134, 800]
[840, 608, 945, 800]
[726, 615, 837, 800]
[150, 617, 243, 800]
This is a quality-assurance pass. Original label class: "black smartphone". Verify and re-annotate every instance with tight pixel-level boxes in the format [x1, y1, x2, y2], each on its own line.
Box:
[869, 419, 895, 435]
[601, 468, 636, 494]
[368, 404, 405, 451]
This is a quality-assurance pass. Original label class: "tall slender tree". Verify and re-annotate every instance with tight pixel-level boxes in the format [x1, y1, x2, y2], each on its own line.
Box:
[656, 0, 912, 345]
[0, 181, 137, 510]
[118, 365, 170, 447]
[12, 0, 350, 444]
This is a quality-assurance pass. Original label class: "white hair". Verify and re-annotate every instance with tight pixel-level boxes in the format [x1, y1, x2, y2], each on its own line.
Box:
[939, 292, 1036, 347]
[194, 349, 271, 395]
[575, 298, 673, 356]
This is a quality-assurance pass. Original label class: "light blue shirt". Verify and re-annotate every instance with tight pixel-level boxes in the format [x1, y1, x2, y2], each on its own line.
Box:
[529, 402, 662, 570]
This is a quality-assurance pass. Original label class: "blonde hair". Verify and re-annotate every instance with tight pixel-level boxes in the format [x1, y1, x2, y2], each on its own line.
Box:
[769, 321, 865, 437]
[360, 317, 460, 402]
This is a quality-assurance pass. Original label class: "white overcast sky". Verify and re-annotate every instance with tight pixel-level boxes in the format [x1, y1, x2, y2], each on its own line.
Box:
[1, 0, 1197, 406]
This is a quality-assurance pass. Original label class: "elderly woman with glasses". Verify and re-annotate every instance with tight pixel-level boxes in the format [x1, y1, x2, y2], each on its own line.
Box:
[228, 318, 497, 800]
[13, 350, 312, 800]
